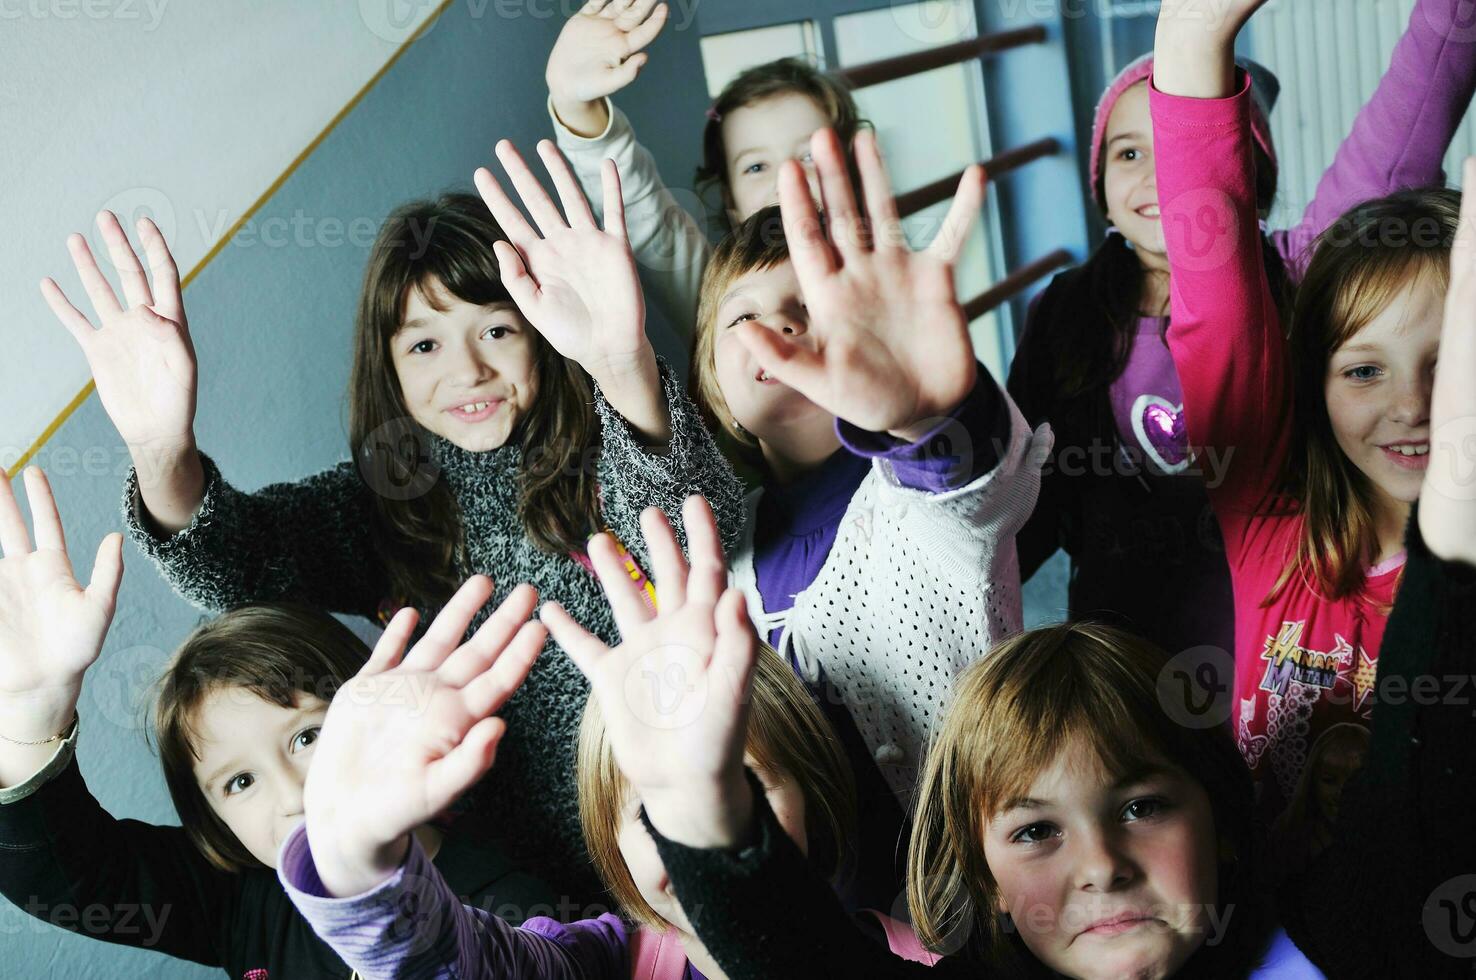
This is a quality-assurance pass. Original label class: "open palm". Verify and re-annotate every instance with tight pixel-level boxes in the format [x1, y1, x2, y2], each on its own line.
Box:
[41, 211, 197, 456]
[475, 140, 647, 381]
[542, 496, 755, 842]
[735, 128, 984, 439]
[304, 577, 545, 867]
[546, 0, 670, 106]
[0, 468, 123, 716]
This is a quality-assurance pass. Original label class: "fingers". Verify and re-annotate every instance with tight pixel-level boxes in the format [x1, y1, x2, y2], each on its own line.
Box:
[854, 130, 903, 252]
[600, 158, 628, 241]
[926, 165, 986, 265]
[639, 506, 687, 610]
[66, 232, 123, 321]
[495, 140, 570, 240]
[440, 583, 540, 687]
[363, 606, 420, 676]
[85, 533, 125, 612]
[425, 716, 506, 814]
[537, 140, 597, 229]
[474, 166, 541, 248]
[811, 128, 867, 261]
[712, 587, 758, 702]
[588, 532, 656, 632]
[0, 470, 33, 558]
[540, 600, 610, 675]
[622, 1, 668, 48]
[96, 211, 154, 310]
[492, 240, 540, 311]
[138, 217, 185, 326]
[777, 159, 837, 283]
[40, 278, 96, 344]
[733, 321, 826, 400]
[461, 619, 546, 718]
[604, 52, 648, 92]
[681, 494, 728, 608]
[407, 575, 495, 672]
[22, 468, 66, 554]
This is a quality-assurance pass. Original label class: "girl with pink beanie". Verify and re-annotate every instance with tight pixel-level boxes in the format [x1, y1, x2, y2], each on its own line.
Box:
[1006, 0, 1476, 670]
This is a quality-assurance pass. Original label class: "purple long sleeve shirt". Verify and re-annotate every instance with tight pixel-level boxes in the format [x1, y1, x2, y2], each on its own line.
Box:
[279, 824, 714, 980]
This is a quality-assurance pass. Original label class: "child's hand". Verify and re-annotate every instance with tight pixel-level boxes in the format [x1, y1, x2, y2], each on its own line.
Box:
[1423, 158, 1476, 565]
[547, 0, 670, 137]
[0, 468, 123, 782]
[542, 496, 757, 849]
[302, 578, 545, 897]
[735, 128, 984, 442]
[475, 140, 650, 388]
[41, 212, 197, 463]
[1155, 0, 1273, 98]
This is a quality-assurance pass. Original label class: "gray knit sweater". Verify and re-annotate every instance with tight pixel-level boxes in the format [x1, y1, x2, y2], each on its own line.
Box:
[122, 363, 744, 904]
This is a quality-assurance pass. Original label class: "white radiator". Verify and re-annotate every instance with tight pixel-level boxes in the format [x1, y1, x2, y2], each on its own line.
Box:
[1247, 0, 1476, 228]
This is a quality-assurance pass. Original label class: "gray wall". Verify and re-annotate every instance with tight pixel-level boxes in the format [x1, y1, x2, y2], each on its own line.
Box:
[2, 4, 709, 977]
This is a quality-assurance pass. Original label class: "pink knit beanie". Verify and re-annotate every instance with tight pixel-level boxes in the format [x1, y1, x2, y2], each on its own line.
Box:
[1088, 53, 1281, 212]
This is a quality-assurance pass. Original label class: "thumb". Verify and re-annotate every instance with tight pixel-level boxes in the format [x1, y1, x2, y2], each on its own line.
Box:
[603, 52, 647, 92]
[425, 717, 506, 812]
[84, 533, 124, 613]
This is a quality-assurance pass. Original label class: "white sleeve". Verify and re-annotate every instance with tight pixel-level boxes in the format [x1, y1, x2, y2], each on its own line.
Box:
[549, 96, 713, 347]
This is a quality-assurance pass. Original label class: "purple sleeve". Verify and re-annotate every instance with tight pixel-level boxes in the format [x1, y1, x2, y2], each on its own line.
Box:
[1270, 0, 1476, 278]
[278, 825, 629, 980]
[836, 371, 1011, 493]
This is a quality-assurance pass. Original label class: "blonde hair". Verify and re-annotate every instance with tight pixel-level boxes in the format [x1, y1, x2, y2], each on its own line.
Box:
[689, 205, 794, 469]
[1272, 188, 1460, 603]
[576, 642, 855, 927]
[907, 623, 1256, 962]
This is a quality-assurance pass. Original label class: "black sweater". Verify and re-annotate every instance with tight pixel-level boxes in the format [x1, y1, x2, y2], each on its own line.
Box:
[648, 517, 1476, 979]
[0, 753, 561, 979]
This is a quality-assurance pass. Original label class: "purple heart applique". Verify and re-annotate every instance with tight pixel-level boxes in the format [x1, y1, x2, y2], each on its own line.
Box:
[1130, 394, 1193, 474]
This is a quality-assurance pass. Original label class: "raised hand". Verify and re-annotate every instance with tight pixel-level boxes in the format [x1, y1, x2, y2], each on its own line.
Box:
[735, 128, 984, 442]
[547, 0, 670, 137]
[1155, 0, 1274, 98]
[302, 577, 546, 896]
[41, 212, 197, 460]
[1423, 158, 1476, 565]
[475, 141, 648, 379]
[541, 496, 757, 848]
[0, 468, 124, 784]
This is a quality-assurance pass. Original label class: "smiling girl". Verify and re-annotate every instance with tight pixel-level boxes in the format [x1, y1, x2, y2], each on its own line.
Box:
[40, 142, 745, 900]
[0, 467, 554, 979]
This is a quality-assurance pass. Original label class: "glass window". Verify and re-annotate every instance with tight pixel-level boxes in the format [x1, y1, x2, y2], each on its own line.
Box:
[698, 21, 823, 98]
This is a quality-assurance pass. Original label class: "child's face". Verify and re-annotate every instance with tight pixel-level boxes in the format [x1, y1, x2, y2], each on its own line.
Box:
[617, 760, 808, 937]
[191, 688, 329, 868]
[391, 276, 541, 453]
[1324, 270, 1441, 508]
[722, 92, 831, 224]
[709, 261, 835, 451]
[982, 742, 1220, 980]
[1101, 82, 1167, 264]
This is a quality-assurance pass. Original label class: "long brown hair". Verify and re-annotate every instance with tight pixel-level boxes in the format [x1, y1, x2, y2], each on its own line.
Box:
[908, 624, 1265, 974]
[1271, 188, 1459, 603]
[153, 603, 368, 871]
[349, 193, 601, 608]
[576, 642, 856, 927]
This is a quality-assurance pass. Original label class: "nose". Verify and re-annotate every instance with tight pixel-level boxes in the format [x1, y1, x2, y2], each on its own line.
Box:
[446, 337, 494, 388]
[1388, 373, 1432, 427]
[270, 763, 305, 820]
[1071, 827, 1138, 893]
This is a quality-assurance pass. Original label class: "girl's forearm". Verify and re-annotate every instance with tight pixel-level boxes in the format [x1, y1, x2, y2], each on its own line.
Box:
[1424, 307, 1476, 565]
[0, 689, 79, 788]
[590, 347, 672, 446]
[129, 442, 206, 534]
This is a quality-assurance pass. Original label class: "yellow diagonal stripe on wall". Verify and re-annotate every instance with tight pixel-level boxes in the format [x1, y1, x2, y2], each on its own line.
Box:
[6, 0, 454, 481]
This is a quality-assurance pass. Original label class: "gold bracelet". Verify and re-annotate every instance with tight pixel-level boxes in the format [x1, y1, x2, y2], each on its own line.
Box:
[0, 714, 77, 746]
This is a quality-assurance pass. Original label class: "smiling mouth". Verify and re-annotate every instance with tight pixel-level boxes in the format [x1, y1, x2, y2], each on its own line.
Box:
[447, 400, 502, 422]
[1381, 442, 1430, 469]
[1136, 204, 1161, 219]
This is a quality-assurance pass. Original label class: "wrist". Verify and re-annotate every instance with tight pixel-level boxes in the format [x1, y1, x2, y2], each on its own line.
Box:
[587, 345, 659, 394]
[308, 817, 410, 898]
[0, 689, 82, 744]
[550, 93, 610, 139]
[640, 770, 753, 849]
